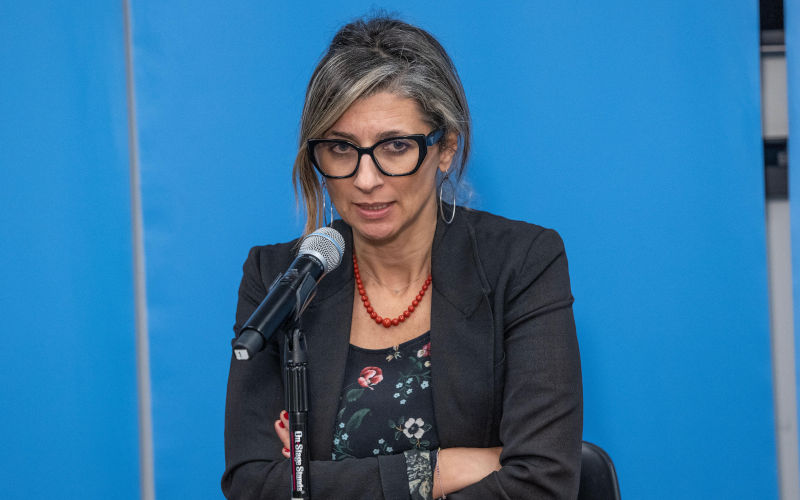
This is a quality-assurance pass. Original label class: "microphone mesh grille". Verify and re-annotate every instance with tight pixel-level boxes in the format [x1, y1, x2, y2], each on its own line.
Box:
[298, 227, 345, 273]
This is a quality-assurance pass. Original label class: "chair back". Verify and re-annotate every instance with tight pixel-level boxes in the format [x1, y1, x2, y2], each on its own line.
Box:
[578, 441, 621, 500]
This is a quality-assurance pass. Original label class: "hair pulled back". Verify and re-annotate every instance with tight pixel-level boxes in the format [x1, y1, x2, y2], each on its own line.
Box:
[293, 16, 471, 235]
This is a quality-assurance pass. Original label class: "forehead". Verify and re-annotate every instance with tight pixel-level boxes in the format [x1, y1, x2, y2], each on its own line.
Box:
[328, 92, 428, 139]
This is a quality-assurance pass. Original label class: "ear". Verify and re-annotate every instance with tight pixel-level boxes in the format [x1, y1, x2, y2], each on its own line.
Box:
[437, 132, 458, 173]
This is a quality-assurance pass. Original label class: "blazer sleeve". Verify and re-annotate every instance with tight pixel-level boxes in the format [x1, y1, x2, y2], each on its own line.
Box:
[222, 246, 412, 500]
[449, 228, 583, 499]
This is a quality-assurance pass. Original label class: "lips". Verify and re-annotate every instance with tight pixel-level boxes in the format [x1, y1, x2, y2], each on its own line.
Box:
[356, 202, 391, 211]
[354, 201, 393, 219]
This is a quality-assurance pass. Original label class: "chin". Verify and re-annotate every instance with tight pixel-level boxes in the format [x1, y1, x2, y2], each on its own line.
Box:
[351, 220, 400, 243]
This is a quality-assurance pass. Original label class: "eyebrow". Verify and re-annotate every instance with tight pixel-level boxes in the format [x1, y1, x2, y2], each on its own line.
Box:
[327, 129, 412, 143]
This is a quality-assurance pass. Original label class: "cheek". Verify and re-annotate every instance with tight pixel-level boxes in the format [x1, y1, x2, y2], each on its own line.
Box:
[399, 169, 437, 201]
[325, 183, 347, 206]
[325, 188, 348, 217]
[417, 158, 442, 192]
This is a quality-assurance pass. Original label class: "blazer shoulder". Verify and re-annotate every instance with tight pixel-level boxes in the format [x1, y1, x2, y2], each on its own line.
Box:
[463, 208, 565, 256]
[461, 208, 568, 288]
[241, 238, 300, 289]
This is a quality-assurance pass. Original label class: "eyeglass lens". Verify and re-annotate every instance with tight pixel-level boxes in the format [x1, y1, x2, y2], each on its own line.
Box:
[312, 138, 421, 177]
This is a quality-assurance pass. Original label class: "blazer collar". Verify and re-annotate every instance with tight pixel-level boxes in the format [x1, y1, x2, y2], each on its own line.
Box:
[310, 210, 488, 313]
[430, 208, 490, 316]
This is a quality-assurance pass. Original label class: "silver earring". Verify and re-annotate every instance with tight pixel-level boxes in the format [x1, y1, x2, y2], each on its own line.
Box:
[322, 183, 334, 226]
[438, 170, 456, 224]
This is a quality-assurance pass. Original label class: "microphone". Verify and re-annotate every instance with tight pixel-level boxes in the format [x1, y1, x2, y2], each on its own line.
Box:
[233, 227, 345, 361]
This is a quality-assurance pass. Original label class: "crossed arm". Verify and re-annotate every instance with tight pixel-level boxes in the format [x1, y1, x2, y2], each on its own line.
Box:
[272, 410, 503, 497]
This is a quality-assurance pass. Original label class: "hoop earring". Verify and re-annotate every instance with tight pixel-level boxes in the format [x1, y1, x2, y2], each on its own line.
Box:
[438, 170, 456, 224]
[322, 183, 334, 227]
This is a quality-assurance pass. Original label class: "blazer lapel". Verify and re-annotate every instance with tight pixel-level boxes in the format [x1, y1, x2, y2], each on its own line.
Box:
[430, 212, 496, 447]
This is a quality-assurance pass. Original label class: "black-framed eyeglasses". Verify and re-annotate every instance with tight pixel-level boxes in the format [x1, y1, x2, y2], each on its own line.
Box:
[307, 128, 444, 179]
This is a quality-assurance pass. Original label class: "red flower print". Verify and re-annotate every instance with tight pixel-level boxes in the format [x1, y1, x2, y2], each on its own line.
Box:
[417, 342, 430, 358]
[358, 366, 383, 389]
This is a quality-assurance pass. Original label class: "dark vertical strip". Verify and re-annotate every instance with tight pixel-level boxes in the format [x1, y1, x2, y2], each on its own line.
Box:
[123, 1, 156, 498]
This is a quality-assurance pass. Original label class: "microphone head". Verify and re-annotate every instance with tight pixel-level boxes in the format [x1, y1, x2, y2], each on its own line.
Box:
[299, 227, 345, 273]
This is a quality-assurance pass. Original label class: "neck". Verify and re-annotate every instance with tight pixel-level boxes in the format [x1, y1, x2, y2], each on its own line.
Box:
[352, 216, 436, 292]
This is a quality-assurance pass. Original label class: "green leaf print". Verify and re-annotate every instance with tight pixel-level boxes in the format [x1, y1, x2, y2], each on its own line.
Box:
[345, 388, 365, 402]
[345, 408, 371, 434]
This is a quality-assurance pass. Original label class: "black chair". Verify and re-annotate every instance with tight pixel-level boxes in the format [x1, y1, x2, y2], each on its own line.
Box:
[577, 441, 621, 500]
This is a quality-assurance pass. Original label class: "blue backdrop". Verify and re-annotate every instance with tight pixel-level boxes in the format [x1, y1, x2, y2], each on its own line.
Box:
[131, 1, 775, 498]
[787, 0, 800, 485]
[0, 2, 140, 499]
[1, 1, 778, 499]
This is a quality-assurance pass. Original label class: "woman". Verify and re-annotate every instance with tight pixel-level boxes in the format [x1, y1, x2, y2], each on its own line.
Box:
[223, 16, 582, 499]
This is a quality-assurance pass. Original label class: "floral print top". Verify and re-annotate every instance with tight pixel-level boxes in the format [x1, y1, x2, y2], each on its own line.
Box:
[332, 332, 437, 499]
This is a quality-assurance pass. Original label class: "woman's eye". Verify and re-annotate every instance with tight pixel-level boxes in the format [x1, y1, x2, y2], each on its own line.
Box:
[382, 140, 411, 154]
[329, 143, 352, 154]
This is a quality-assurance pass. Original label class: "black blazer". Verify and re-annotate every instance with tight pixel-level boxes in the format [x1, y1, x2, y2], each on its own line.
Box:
[223, 208, 582, 499]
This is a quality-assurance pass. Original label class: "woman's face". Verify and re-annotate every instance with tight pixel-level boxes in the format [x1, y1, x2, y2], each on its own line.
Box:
[323, 91, 455, 245]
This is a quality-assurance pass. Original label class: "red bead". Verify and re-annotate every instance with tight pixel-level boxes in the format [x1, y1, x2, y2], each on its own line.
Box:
[352, 256, 431, 329]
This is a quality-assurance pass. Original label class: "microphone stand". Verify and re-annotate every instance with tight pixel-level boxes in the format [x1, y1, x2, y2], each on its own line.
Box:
[284, 318, 311, 499]
[232, 249, 327, 498]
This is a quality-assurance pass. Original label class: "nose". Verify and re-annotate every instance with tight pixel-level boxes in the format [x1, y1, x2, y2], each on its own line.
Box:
[352, 153, 384, 192]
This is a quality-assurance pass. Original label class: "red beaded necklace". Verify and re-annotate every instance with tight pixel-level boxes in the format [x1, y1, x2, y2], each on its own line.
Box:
[353, 253, 432, 328]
